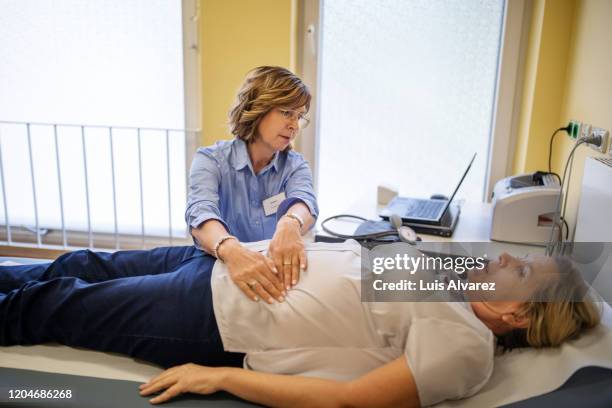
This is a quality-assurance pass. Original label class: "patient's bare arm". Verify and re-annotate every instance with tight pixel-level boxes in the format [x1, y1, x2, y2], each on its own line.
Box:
[140, 357, 419, 408]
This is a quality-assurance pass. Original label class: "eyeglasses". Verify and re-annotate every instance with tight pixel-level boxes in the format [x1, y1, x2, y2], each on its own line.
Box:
[277, 108, 310, 128]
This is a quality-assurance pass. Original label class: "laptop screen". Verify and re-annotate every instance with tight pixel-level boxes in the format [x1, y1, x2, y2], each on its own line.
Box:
[439, 152, 477, 216]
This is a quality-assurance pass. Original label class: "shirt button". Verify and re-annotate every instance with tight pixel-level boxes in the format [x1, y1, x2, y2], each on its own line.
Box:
[255, 220, 260, 226]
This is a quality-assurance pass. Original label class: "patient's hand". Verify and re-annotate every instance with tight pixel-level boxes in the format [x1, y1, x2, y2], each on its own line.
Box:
[139, 363, 224, 404]
[269, 216, 307, 290]
[219, 240, 285, 303]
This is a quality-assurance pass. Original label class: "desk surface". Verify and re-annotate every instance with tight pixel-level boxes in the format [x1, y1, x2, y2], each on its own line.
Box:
[313, 199, 545, 257]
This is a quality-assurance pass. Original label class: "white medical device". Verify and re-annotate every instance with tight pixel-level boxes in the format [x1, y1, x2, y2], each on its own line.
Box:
[574, 157, 612, 242]
[490, 172, 561, 244]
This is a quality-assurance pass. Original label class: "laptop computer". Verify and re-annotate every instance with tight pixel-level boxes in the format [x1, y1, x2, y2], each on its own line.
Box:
[379, 153, 477, 226]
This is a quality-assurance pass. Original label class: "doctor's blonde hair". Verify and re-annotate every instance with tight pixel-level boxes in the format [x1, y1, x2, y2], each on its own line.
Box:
[498, 256, 601, 349]
[228, 66, 311, 146]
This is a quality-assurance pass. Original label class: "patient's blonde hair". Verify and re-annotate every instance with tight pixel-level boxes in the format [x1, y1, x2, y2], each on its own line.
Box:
[228, 66, 311, 147]
[516, 256, 601, 348]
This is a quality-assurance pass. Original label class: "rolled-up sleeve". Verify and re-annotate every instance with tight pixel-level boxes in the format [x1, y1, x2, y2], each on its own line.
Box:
[185, 150, 231, 238]
[276, 158, 319, 227]
[404, 318, 494, 406]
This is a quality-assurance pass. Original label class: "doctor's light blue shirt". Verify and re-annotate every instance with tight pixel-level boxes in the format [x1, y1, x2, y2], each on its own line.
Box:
[185, 138, 319, 246]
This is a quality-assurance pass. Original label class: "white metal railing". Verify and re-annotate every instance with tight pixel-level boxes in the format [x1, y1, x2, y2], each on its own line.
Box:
[0, 120, 199, 252]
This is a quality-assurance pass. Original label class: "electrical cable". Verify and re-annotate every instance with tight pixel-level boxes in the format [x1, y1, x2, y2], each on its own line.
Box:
[555, 220, 563, 243]
[320, 214, 419, 244]
[549, 172, 561, 185]
[561, 152, 575, 233]
[548, 126, 569, 174]
[546, 140, 586, 255]
[320, 214, 397, 241]
[561, 217, 569, 240]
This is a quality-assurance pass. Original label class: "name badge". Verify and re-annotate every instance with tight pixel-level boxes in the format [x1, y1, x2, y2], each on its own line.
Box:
[262, 192, 286, 216]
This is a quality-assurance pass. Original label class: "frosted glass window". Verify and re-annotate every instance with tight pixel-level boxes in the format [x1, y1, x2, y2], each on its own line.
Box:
[317, 0, 504, 218]
[0, 1, 187, 239]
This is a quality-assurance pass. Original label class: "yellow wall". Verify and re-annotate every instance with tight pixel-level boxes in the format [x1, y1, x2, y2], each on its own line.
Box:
[199, 0, 611, 237]
[199, 0, 297, 146]
[513, 0, 576, 174]
[514, 0, 612, 235]
[556, 0, 612, 234]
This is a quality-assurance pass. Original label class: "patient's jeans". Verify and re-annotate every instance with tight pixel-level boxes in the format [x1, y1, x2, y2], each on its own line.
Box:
[0, 246, 245, 368]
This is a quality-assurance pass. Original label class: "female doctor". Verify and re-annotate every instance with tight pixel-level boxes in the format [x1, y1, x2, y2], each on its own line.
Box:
[186, 66, 318, 304]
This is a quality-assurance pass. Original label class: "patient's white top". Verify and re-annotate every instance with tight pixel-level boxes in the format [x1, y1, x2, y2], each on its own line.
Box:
[211, 240, 494, 406]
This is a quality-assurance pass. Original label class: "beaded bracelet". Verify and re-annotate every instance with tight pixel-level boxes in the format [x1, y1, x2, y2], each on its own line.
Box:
[284, 212, 304, 228]
[213, 235, 237, 262]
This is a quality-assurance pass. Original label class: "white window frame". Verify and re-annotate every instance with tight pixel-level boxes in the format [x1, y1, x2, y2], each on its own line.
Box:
[182, 0, 202, 174]
[297, 0, 531, 202]
[0, 1, 201, 256]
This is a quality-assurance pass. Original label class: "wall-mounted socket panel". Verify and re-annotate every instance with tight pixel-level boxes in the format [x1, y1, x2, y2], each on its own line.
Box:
[565, 120, 609, 153]
[589, 127, 610, 153]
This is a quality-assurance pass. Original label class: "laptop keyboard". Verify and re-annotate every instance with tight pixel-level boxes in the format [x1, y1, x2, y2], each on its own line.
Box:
[405, 199, 446, 219]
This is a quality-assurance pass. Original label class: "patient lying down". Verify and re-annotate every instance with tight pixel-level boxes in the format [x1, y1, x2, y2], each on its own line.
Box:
[0, 241, 600, 407]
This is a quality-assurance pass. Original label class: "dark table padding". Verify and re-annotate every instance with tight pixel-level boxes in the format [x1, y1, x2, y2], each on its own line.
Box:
[502, 366, 612, 408]
[0, 368, 261, 407]
[2, 366, 612, 407]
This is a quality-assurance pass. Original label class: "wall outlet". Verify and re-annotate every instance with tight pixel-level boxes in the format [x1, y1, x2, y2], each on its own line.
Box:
[589, 127, 610, 153]
[580, 123, 592, 141]
[568, 120, 581, 140]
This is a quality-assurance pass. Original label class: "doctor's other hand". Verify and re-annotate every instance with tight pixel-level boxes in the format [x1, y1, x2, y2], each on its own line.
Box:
[217, 239, 285, 303]
[139, 363, 226, 404]
[269, 216, 307, 290]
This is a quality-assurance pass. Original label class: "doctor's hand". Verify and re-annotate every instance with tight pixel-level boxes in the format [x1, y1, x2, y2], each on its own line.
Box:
[218, 240, 285, 303]
[139, 363, 226, 404]
[269, 216, 307, 290]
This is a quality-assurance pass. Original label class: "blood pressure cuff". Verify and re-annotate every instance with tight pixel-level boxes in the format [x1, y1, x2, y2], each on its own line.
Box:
[354, 220, 401, 248]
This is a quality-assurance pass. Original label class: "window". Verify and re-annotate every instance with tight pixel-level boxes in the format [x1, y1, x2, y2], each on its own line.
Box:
[0, 0, 199, 249]
[299, 0, 526, 220]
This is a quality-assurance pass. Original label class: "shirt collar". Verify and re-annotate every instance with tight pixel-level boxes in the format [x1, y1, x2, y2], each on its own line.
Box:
[232, 138, 251, 171]
[232, 138, 281, 174]
[267, 150, 281, 173]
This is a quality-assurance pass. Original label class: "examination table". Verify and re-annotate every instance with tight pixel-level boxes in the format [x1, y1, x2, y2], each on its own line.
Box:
[2, 257, 612, 407]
